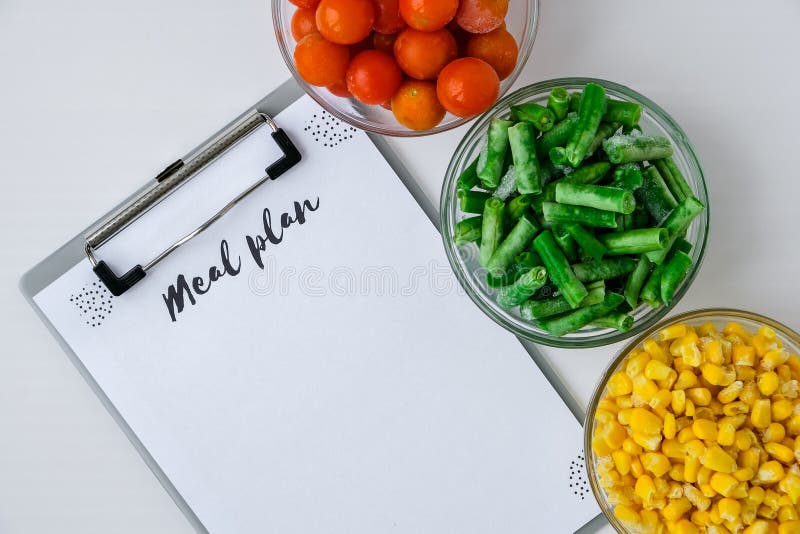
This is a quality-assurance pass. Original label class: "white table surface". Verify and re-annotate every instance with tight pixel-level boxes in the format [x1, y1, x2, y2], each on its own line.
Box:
[1, 1, 798, 532]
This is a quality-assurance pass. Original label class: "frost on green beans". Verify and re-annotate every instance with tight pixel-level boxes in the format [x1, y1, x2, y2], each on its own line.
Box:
[493, 166, 517, 201]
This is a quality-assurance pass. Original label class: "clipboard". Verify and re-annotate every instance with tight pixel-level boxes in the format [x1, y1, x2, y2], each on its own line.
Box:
[20, 78, 602, 534]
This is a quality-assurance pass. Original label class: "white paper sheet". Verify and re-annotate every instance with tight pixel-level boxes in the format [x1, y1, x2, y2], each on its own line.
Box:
[34, 96, 598, 533]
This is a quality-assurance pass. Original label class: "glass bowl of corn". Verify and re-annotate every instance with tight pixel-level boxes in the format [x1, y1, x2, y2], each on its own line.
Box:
[585, 309, 800, 533]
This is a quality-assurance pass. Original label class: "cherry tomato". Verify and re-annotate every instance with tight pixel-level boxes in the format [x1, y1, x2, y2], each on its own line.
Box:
[391, 80, 445, 130]
[436, 57, 499, 117]
[294, 32, 351, 86]
[327, 78, 352, 97]
[350, 33, 374, 56]
[345, 50, 402, 104]
[455, 0, 508, 34]
[289, 0, 321, 10]
[466, 27, 518, 80]
[393, 28, 457, 80]
[372, 32, 397, 54]
[372, 0, 406, 34]
[291, 8, 319, 41]
[398, 0, 458, 31]
[380, 100, 392, 110]
[316, 0, 375, 45]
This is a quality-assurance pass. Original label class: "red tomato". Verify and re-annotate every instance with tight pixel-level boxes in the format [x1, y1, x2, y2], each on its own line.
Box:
[372, 32, 397, 54]
[372, 0, 406, 34]
[391, 80, 445, 130]
[316, 0, 375, 44]
[345, 50, 402, 104]
[289, 0, 321, 9]
[291, 8, 319, 41]
[294, 32, 351, 87]
[398, 0, 458, 31]
[327, 78, 352, 97]
[380, 100, 392, 110]
[393, 28, 457, 80]
[349, 33, 374, 56]
[455, 0, 508, 34]
[436, 57, 499, 117]
[466, 27, 518, 79]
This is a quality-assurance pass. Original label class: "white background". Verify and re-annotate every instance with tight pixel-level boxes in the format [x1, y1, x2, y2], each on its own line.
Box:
[1, 1, 799, 533]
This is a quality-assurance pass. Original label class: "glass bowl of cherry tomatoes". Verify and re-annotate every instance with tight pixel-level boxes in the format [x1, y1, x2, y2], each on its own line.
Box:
[272, 0, 539, 136]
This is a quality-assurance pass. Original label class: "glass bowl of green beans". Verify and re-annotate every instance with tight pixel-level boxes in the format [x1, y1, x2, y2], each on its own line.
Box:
[440, 78, 710, 348]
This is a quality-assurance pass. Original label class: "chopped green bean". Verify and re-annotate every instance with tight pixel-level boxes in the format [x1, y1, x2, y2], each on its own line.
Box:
[571, 257, 637, 282]
[510, 103, 556, 132]
[456, 158, 479, 191]
[623, 255, 651, 308]
[493, 165, 517, 201]
[553, 224, 579, 262]
[486, 251, 540, 288]
[660, 250, 692, 305]
[566, 83, 608, 167]
[598, 228, 668, 255]
[549, 146, 569, 167]
[563, 223, 607, 261]
[520, 283, 605, 320]
[479, 197, 505, 267]
[569, 91, 581, 112]
[640, 165, 678, 223]
[539, 292, 625, 336]
[639, 264, 665, 308]
[604, 100, 642, 127]
[477, 119, 513, 188]
[653, 157, 692, 202]
[453, 216, 482, 246]
[555, 183, 636, 214]
[508, 122, 543, 194]
[496, 266, 549, 308]
[547, 87, 570, 121]
[457, 189, 490, 214]
[645, 195, 705, 264]
[591, 311, 634, 332]
[631, 204, 650, 229]
[506, 194, 532, 222]
[487, 214, 539, 276]
[533, 230, 588, 308]
[537, 113, 578, 160]
[610, 164, 643, 191]
[603, 133, 674, 164]
[542, 201, 618, 228]
[561, 162, 612, 185]
[587, 122, 621, 157]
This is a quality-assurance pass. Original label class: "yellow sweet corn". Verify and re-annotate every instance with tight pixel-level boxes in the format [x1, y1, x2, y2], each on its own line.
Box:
[697, 466, 712, 486]
[702, 363, 737, 387]
[663, 496, 692, 521]
[673, 390, 687, 415]
[751, 399, 772, 429]
[778, 504, 799, 522]
[614, 503, 641, 526]
[662, 439, 685, 459]
[646, 359, 673, 380]
[756, 461, 785, 484]
[763, 422, 786, 443]
[733, 345, 757, 366]
[757, 504, 777, 519]
[630, 408, 662, 435]
[640, 509, 661, 531]
[758, 371, 780, 396]
[734, 467, 755, 482]
[633, 374, 660, 402]
[661, 324, 688, 341]
[674, 519, 700, 534]
[681, 344, 705, 367]
[780, 474, 800, 504]
[723, 401, 750, 416]
[718, 498, 741, 522]
[631, 456, 645, 478]
[685, 457, 700, 484]
[627, 351, 651, 377]
[718, 381, 744, 403]
[739, 447, 761, 470]
[598, 420, 628, 450]
[623, 438, 643, 455]
[778, 521, 800, 534]
[633, 432, 662, 451]
[707, 525, 732, 534]
[693, 419, 718, 441]
[704, 338, 724, 365]
[687, 387, 712, 406]
[636, 474, 656, 503]
[643, 452, 671, 478]
[738, 365, 757, 381]
[765, 441, 794, 464]
[710, 472, 739, 497]
[683, 483, 711, 511]
[612, 450, 632, 476]
[787, 414, 800, 435]
[741, 382, 760, 405]
[779, 364, 793, 383]
[664, 413, 677, 440]
[743, 519, 771, 534]
[700, 445, 737, 473]
[616, 394, 634, 409]
[651, 389, 673, 412]
[669, 463, 685, 482]
[607, 371, 633, 396]
[762, 349, 789, 370]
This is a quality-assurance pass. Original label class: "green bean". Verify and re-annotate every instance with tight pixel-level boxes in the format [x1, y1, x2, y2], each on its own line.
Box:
[591, 311, 634, 332]
[673, 237, 693, 255]
[561, 162, 612, 185]
[603, 133, 674, 164]
[555, 183, 636, 214]
[510, 103, 556, 132]
[615, 213, 628, 232]
[542, 201, 618, 229]
[547, 87, 570, 121]
[520, 283, 605, 320]
[571, 257, 637, 282]
[496, 266, 549, 309]
[587, 122, 621, 157]
[477, 119, 513, 188]
[506, 194, 532, 223]
[549, 146, 569, 167]
[569, 91, 581, 112]
[533, 230, 588, 308]
[493, 165, 517, 201]
[539, 292, 625, 337]
[639, 165, 678, 223]
[486, 251, 540, 288]
[621, 124, 642, 135]
[456, 158, 480, 191]
[453, 216, 482, 246]
[508, 122, 543, 194]
[566, 83, 607, 167]
[639, 264, 665, 308]
[598, 228, 668, 255]
[645, 195, 705, 264]
[487, 214, 539, 276]
[553, 225, 578, 262]
[479, 197, 505, 267]
[604, 100, 642, 127]
[537, 113, 578, 160]
[660, 250, 693, 305]
[563, 223, 607, 262]
[653, 157, 692, 202]
[610, 164, 643, 191]
[631, 204, 650, 229]
[624, 255, 651, 308]
[457, 189, 490, 214]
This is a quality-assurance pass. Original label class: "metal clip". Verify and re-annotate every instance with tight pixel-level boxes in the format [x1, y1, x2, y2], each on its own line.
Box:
[85, 111, 300, 296]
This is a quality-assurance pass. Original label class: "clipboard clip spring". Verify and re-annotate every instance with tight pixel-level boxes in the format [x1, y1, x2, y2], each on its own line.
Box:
[84, 111, 301, 296]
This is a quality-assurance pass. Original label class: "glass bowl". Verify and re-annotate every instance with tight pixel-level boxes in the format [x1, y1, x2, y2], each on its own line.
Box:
[583, 308, 800, 533]
[271, 0, 539, 137]
[440, 78, 710, 348]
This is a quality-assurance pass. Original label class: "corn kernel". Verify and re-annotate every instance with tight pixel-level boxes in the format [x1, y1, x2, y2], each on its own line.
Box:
[780, 474, 800, 504]
[630, 408, 663, 435]
[663, 439, 685, 459]
[672, 390, 687, 415]
[674, 518, 700, 534]
[663, 413, 677, 440]
[701, 445, 737, 473]
[631, 457, 645, 478]
[705, 338, 724, 364]
[675, 370, 699, 390]
[782, 380, 800, 399]
[693, 419, 718, 441]
[724, 401, 750, 416]
[779, 364, 793, 383]
[614, 503, 641, 526]
[616, 395, 634, 409]
[703, 363, 737, 387]
[685, 457, 700, 483]
[618, 408, 634, 425]
[697, 465, 712, 486]
[735, 467, 755, 482]
[779, 504, 799, 522]
[739, 447, 761, 470]
[764, 489, 781, 509]
[684, 483, 711, 511]
[741, 382, 760, 405]
[733, 345, 757, 366]
[756, 461, 786, 484]
[758, 371, 780, 396]
[640, 508, 660, 530]
[627, 351, 651, 378]
[708, 526, 732, 534]
[717, 422, 737, 447]
[778, 521, 800, 534]
[762, 349, 789, 370]
[633, 432, 663, 451]
[651, 389, 673, 412]
[636, 474, 656, 503]
[623, 438, 643, 456]
[688, 387, 712, 406]
[643, 452, 671, 478]
[744, 519, 770, 534]
[717, 497, 741, 522]
[663, 496, 692, 521]
[692, 508, 713, 524]
[599, 421, 628, 450]
[681, 344, 705, 367]
[661, 324, 687, 341]
[645, 359, 673, 381]
[764, 423, 786, 444]
[633, 374, 660, 402]
[787, 414, 800, 435]
[757, 504, 777, 519]
[612, 450, 632, 475]
[710, 472, 740, 497]
[738, 365, 757, 381]
[669, 463, 685, 482]
[607, 371, 633, 396]
[698, 322, 718, 336]
[751, 399, 772, 429]
[772, 399, 794, 421]
[718, 381, 744, 404]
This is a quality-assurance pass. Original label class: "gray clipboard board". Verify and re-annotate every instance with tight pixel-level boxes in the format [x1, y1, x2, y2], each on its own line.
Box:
[20, 77, 601, 534]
